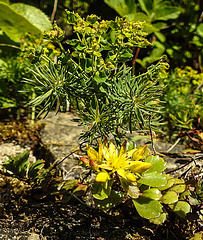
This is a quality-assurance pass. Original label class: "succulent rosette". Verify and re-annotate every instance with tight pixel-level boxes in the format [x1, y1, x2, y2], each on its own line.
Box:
[79, 140, 190, 224]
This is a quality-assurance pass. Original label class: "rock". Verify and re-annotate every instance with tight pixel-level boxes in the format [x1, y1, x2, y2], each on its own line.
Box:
[0, 142, 36, 167]
[39, 111, 87, 180]
[40, 112, 85, 160]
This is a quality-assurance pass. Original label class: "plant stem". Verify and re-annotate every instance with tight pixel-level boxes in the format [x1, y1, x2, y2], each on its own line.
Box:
[149, 113, 156, 155]
[132, 47, 140, 75]
[0, 44, 20, 50]
[31, 90, 36, 124]
[51, 0, 58, 23]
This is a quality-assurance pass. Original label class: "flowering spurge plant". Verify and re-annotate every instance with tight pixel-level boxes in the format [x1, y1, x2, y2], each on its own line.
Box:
[80, 140, 192, 224]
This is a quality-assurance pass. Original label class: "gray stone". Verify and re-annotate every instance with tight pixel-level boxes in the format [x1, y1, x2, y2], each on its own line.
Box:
[0, 142, 36, 168]
[39, 112, 87, 180]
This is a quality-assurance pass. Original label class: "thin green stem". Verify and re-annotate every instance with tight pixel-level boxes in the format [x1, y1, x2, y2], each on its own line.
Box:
[57, 41, 65, 53]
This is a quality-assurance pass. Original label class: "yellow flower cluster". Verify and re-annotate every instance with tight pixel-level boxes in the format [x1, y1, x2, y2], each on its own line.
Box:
[81, 141, 152, 183]
[175, 66, 203, 86]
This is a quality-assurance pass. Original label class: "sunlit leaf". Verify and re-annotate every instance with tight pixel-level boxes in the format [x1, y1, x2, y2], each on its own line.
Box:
[142, 188, 162, 200]
[0, 2, 51, 42]
[197, 23, 203, 38]
[11, 3, 51, 32]
[150, 212, 167, 225]
[104, 0, 137, 17]
[138, 172, 167, 187]
[161, 190, 178, 204]
[170, 179, 186, 193]
[145, 155, 166, 173]
[138, 0, 153, 16]
[153, 7, 181, 21]
[133, 196, 163, 219]
[158, 174, 175, 191]
[169, 201, 191, 218]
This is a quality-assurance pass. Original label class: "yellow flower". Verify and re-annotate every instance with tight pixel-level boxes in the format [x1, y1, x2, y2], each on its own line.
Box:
[86, 141, 152, 183]
[87, 140, 104, 164]
[95, 171, 109, 182]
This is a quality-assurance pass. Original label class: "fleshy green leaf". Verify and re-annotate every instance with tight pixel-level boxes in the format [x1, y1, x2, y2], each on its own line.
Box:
[129, 12, 149, 23]
[94, 190, 125, 210]
[170, 179, 186, 193]
[138, 172, 167, 187]
[150, 212, 168, 225]
[158, 174, 175, 191]
[197, 23, 203, 38]
[145, 155, 166, 173]
[94, 71, 107, 83]
[142, 188, 162, 200]
[133, 196, 163, 219]
[169, 201, 191, 218]
[92, 180, 113, 200]
[161, 190, 178, 204]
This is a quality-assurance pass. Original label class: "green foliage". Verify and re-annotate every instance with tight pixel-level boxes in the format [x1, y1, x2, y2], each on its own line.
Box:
[105, 0, 181, 23]
[0, 54, 33, 110]
[160, 66, 203, 139]
[0, 28, 59, 120]
[0, 2, 51, 42]
[104, 0, 182, 66]
[2, 151, 30, 179]
[26, 12, 168, 142]
[94, 190, 125, 210]
[1, 150, 84, 202]
[0, 6, 200, 230]
[81, 139, 191, 224]
[65, 10, 150, 67]
[104, 0, 203, 70]
[0, 2, 54, 119]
